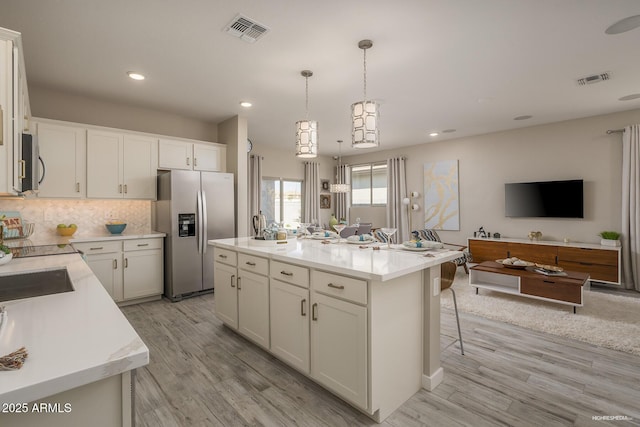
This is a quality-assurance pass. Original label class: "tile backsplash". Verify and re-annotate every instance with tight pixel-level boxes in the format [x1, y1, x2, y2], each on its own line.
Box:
[0, 199, 152, 241]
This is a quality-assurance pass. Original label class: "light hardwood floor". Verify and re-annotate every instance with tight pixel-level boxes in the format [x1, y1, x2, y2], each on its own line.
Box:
[121, 292, 640, 426]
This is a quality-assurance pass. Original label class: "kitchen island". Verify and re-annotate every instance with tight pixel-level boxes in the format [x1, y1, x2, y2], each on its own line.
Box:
[208, 237, 461, 422]
[0, 252, 148, 427]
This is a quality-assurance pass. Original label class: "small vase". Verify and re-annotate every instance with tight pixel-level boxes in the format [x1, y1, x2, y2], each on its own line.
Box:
[601, 239, 621, 247]
[329, 214, 338, 232]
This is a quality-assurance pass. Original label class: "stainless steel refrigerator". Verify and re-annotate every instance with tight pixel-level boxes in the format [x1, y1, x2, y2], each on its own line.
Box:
[154, 170, 235, 301]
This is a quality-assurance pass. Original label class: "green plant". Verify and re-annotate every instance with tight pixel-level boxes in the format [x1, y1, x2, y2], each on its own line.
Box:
[0, 245, 10, 255]
[598, 231, 620, 240]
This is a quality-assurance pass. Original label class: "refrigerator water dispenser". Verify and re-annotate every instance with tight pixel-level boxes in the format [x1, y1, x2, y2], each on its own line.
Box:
[178, 213, 196, 237]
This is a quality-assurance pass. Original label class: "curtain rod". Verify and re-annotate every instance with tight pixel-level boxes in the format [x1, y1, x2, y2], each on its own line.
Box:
[606, 129, 624, 134]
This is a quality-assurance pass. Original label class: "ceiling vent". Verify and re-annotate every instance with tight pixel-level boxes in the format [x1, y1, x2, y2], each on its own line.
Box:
[224, 14, 269, 43]
[576, 72, 611, 86]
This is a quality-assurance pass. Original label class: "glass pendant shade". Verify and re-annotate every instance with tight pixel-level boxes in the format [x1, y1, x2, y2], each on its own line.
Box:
[330, 183, 350, 193]
[351, 100, 379, 148]
[295, 119, 318, 158]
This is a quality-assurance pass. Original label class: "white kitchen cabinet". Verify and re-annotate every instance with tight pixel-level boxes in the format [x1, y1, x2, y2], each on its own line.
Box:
[310, 291, 368, 409]
[159, 138, 226, 172]
[214, 261, 238, 329]
[35, 121, 86, 198]
[73, 238, 163, 304]
[123, 239, 163, 300]
[237, 270, 270, 349]
[87, 130, 157, 199]
[270, 279, 310, 373]
[0, 28, 30, 196]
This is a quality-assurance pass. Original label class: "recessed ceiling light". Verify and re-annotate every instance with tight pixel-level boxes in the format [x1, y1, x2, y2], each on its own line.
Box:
[514, 115, 533, 121]
[240, 101, 253, 108]
[429, 132, 439, 137]
[127, 72, 145, 81]
[605, 15, 640, 35]
[619, 93, 640, 101]
[441, 129, 456, 134]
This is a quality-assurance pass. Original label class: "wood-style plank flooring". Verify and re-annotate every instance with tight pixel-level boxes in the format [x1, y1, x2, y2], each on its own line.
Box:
[121, 292, 640, 426]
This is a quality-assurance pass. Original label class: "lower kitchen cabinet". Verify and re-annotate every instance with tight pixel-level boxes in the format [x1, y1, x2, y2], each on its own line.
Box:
[237, 270, 270, 349]
[214, 261, 238, 328]
[269, 279, 310, 373]
[73, 238, 163, 304]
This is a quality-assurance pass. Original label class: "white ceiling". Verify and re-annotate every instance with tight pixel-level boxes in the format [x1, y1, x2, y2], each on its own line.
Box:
[1, 0, 639, 156]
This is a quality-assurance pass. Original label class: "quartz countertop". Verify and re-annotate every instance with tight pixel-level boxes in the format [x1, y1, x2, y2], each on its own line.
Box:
[3, 231, 165, 248]
[0, 253, 149, 404]
[208, 237, 462, 281]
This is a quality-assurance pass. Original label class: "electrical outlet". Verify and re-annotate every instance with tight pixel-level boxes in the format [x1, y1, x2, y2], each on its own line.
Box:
[433, 278, 440, 296]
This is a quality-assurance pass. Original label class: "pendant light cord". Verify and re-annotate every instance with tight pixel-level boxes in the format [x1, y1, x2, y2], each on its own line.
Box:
[305, 75, 309, 120]
[363, 48, 367, 103]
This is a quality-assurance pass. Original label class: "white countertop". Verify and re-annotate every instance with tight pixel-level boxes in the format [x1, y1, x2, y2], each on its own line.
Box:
[3, 231, 165, 248]
[0, 253, 149, 404]
[208, 237, 462, 281]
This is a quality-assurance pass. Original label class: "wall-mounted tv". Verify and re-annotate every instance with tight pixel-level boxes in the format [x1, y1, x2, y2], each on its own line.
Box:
[505, 179, 584, 218]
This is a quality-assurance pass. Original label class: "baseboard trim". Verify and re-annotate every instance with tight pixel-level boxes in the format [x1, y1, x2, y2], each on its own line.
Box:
[422, 367, 444, 391]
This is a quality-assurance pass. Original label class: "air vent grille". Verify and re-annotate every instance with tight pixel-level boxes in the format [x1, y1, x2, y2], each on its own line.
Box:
[577, 72, 611, 86]
[224, 14, 270, 43]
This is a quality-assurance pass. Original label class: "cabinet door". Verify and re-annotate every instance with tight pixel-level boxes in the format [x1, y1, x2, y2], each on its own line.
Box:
[507, 242, 557, 265]
[468, 239, 508, 263]
[214, 262, 238, 329]
[193, 143, 224, 172]
[158, 139, 192, 170]
[36, 122, 86, 198]
[123, 249, 163, 300]
[123, 134, 157, 199]
[86, 253, 123, 302]
[310, 292, 367, 409]
[238, 270, 270, 349]
[87, 130, 123, 198]
[270, 279, 310, 373]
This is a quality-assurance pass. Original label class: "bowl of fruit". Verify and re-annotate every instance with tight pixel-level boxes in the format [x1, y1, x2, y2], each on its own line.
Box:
[105, 221, 127, 235]
[56, 224, 78, 236]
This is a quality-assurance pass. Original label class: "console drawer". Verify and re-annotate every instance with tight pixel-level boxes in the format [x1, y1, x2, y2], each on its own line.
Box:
[557, 260, 618, 283]
[468, 240, 508, 263]
[521, 277, 582, 304]
[557, 247, 617, 266]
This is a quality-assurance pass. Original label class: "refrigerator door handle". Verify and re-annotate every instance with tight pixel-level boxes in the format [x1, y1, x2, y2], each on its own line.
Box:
[201, 190, 208, 254]
[196, 190, 203, 254]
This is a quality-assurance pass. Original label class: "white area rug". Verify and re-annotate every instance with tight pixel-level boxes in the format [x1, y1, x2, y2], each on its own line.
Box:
[442, 270, 640, 356]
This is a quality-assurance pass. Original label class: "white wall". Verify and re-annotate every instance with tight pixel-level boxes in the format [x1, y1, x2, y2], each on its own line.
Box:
[342, 108, 640, 246]
[252, 144, 335, 228]
[29, 84, 218, 142]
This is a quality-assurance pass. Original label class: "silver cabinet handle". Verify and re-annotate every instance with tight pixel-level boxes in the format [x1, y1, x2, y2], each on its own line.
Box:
[124, 184, 128, 194]
[90, 247, 104, 250]
[137, 243, 149, 247]
[327, 283, 345, 290]
[113, 259, 117, 269]
[76, 182, 80, 193]
[219, 254, 227, 259]
[186, 157, 190, 166]
[237, 277, 242, 290]
[280, 271, 293, 276]
[18, 160, 26, 179]
[194, 158, 198, 167]
[245, 261, 256, 266]
[231, 274, 236, 288]
[118, 184, 123, 193]
[124, 258, 128, 268]
[312, 303, 318, 321]
[301, 299, 306, 316]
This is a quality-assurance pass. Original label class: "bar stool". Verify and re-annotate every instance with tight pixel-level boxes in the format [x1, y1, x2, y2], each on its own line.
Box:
[441, 261, 464, 355]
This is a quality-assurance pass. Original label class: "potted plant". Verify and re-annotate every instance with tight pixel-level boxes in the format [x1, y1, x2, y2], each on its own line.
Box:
[599, 231, 621, 247]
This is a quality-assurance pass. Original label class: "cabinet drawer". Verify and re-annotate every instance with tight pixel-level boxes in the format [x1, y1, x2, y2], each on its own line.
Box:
[557, 247, 618, 266]
[507, 242, 557, 265]
[521, 277, 582, 304]
[557, 261, 618, 283]
[312, 271, 367, 305]
[468, 240, 508, 263]
[73, 241, 121, 255]
[238, 253, 269, 276]
[270, 261, 310, 288]
[123, 238, 162, 252]
[214, 248, 237, 266]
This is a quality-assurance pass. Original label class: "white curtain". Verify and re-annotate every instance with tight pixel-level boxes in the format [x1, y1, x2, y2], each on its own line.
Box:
[335, 164, 351, 223]
[304, 161, 320, 223]
[249, 155, 263, 233]
[387, 157, 409, 242]
[621, 125, 640, 291]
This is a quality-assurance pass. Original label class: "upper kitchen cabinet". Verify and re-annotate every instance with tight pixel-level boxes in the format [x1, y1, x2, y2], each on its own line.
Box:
[158, 138, 226, 172]
[34, 120, 86, 198]
[0, 27, 31, 196]
[87, 130, 158, 199]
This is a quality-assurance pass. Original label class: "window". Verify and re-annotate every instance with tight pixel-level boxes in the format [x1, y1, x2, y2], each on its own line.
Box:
[351, 163, 387, 206]
[261, 178, 303, 229]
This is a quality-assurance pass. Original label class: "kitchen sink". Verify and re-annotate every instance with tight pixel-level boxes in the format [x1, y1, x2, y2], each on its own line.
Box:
[0, 268, 74, 302]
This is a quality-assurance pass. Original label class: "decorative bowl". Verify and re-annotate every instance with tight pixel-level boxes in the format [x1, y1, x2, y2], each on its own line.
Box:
[0, 252, 13, 266]
[56, 226, 78, 236]
[105, 223, 127, 234]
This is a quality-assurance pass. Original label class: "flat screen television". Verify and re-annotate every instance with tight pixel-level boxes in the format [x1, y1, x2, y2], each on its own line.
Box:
[505, 179, 584, 218]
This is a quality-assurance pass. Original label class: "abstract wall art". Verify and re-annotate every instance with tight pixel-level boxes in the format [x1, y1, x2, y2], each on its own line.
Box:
[423, 160, 460, 230]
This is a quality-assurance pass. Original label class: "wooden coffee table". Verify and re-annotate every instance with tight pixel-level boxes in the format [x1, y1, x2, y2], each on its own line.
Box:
[470, 261, 590, 313]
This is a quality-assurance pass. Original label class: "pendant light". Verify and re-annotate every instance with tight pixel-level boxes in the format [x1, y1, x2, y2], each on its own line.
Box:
[330, 140, 350, 193]
[295, 70, 318, 158]
[351, 39, 379, 149]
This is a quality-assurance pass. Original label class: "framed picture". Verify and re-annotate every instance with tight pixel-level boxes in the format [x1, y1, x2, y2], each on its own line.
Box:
[320, 194, 331, 209]
[321, 179, 330, 191]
